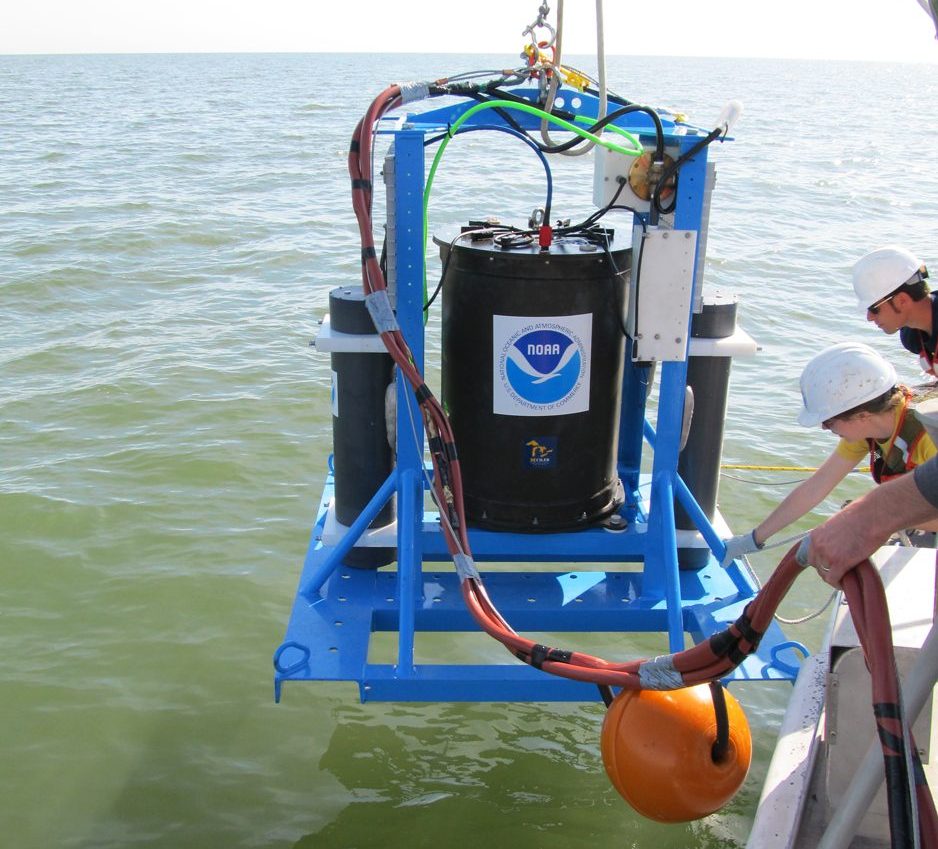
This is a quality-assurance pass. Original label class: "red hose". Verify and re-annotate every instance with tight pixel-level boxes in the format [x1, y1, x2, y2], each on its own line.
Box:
[840, 563, 938, 849]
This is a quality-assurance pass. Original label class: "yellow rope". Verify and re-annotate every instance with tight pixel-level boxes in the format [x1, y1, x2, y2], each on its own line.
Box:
[721, 463, 871, 473]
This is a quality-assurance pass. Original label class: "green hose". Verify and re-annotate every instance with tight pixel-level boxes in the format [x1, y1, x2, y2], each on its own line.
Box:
[420, 99, 646, 313]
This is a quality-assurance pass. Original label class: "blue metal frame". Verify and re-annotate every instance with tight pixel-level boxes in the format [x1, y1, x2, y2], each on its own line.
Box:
[274, 88, 803, 703]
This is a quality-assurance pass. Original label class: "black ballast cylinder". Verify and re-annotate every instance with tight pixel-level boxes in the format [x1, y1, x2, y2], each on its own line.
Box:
[676, 293, 737, 569]
[439, 234, 629, 531]
[329, 286, 395, 567]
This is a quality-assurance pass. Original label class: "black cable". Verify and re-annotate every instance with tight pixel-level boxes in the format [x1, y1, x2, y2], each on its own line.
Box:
[630, 224, 649, 342]
[484, 85, 579, 122]
[652, 126, 723, 216]
[560, 179, 639, 235]
[424, 234, 459, 314]
[503, 83, 664, 157]
[709, 681, 731, 763]
[583, 176, 629, 226]
[456, 90, 665, 160]
[462, 90, 545, 140]
[538, 103, 665, 157]
[494, 232, 536, 250]
[583, 84, 635, 108]
[443, 69, 525, 85]
[424, 227, 522, 313]
[594, 228, 632, 339]
[592, 204, 643, 219]
[430, 123, 555, 224]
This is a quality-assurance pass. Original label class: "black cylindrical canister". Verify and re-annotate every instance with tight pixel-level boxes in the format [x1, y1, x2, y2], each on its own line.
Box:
[329, 286, 395, 567]
[438, 233, 629, 531]
[676, 293, 737, 568]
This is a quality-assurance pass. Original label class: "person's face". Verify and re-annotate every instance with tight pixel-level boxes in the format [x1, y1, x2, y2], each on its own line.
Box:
[866, 291, 907, 334]
[822, 411, 872, 440]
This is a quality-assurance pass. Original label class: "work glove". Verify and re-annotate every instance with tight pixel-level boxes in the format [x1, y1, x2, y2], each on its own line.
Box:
[721, 530, 763, 567]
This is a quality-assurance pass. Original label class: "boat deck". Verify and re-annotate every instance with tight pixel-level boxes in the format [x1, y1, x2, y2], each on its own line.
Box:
[749, 545, 938, 848]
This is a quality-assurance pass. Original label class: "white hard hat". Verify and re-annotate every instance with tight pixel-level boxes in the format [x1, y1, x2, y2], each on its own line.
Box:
[798, 342, 897, 427]
[852, 245, 928, 313]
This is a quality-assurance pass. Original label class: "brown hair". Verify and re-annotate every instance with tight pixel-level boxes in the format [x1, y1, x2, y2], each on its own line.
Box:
[900, 279, 929, 302]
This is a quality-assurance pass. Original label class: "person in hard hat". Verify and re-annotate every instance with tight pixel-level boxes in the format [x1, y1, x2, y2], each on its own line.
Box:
[721, 342, 937, 566]
[852, 246, 934, 376]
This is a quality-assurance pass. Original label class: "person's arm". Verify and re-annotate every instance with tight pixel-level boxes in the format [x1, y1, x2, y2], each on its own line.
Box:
[808, 458, 938, 585]
[752, 450, 858, 545]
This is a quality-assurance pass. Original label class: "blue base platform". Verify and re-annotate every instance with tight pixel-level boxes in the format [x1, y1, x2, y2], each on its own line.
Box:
[274, 474, 805, 703]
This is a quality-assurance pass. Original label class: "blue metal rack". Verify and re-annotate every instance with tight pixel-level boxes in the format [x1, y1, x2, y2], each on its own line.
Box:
[274, 88, 805, 703]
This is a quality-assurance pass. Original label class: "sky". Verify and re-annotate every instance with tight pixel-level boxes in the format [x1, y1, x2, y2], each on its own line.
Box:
[3, 0, 938, 63]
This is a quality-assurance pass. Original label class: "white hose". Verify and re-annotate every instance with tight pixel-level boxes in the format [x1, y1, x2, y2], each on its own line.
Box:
[538, 0, 608, 157]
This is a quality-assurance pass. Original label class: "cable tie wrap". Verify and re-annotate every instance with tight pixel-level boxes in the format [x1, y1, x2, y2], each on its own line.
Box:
[453, 553, 480, 583]
[352, 178, 372, 191]
[397, 81, 431, 104]
[414, 383, 433, 404]
[708, 628, 738, 659]
[365, 291, 399, 334]
[711, 615, 761, 664]
[529, 644, 572, 670]
[795, 536, 812, 569]
[726, 644, 750, 666]
[637, 654, 684, 690]
[873, 702, 903, 720]
[734, 614, 762, 648]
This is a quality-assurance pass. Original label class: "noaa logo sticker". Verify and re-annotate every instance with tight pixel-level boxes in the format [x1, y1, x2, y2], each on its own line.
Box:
[493, 314, 591, 416]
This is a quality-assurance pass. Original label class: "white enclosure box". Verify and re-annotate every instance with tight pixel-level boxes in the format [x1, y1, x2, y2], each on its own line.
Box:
[627, 226, 698, 362]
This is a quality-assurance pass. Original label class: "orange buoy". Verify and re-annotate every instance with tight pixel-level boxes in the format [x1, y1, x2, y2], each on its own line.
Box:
[600, 683, 752, 822]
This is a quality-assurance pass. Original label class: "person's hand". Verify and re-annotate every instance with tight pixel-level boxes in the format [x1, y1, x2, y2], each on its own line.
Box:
[806, 514, 886, 587]
[804, 463, 938, 585]
[721, 530, 762, 567]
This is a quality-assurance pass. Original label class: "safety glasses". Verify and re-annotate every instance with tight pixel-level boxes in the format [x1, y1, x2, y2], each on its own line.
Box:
[867, 267, 929, 314]
[867, 293, 897, 315]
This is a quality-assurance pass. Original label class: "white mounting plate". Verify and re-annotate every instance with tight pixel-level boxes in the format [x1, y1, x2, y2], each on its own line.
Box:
[592, 143, 682, 213]
[629, 227, 697, 362]
[313, 314, 387, 354]
[687, 327, 759, 358]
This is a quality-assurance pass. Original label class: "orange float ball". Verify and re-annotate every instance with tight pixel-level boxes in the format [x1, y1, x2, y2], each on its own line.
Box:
[600, 683, 752, 822]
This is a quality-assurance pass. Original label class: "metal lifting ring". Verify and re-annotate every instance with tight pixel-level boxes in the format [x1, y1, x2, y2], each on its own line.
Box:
[522, 1, 556, 51]
[523, 22, 556, 52]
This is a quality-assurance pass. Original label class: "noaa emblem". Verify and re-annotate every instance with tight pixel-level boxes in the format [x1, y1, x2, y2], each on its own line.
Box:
[493, 314, 592, 416]
[506, 330, 581, 404]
